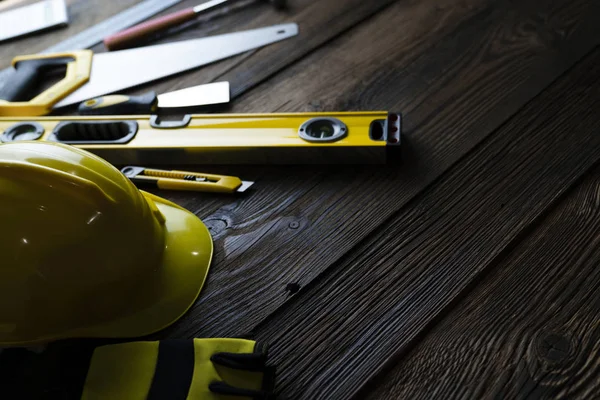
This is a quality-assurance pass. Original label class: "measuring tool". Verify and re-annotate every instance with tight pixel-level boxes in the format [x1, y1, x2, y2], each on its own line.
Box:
[78, 81, 231, 115]
[0, 111, 402, 165]
[104, 0, 287, 50]
[0, 0, 182, 88]
[0, 24, 297, 116]
[121, 166, 253, 193]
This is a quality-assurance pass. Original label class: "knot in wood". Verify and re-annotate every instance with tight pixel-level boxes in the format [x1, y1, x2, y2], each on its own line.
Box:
[204, 218, 229, 236]
[535, 332, 572, 365]
[285, 282, 301, 295]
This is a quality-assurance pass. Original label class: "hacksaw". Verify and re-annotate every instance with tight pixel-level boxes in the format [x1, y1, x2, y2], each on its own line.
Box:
[0, 112, 402, 165]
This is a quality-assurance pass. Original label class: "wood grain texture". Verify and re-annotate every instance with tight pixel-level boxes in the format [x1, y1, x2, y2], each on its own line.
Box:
[366, 159, 600, 400]
[246, 48, 600, 399]
[161, 0, 600, 344]
[1, 1, 600, 399]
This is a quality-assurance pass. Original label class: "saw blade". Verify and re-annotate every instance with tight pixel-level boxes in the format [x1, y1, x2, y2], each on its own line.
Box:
[54, 23, 298, 108]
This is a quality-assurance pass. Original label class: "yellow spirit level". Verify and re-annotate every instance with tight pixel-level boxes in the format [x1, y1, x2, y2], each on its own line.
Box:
[0, 111, 402, 165]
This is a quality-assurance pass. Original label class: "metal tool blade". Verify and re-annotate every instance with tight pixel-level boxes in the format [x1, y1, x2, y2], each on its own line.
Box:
[237, 181, 254, 193]
[157, 81, 230, 108]
[54, 23, 298, 108]
[0, 0, 68, 43]
[193, 0, 229, 14]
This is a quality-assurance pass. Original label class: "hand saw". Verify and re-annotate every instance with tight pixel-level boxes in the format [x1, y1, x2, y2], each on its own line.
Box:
[0, 23, 298, 116]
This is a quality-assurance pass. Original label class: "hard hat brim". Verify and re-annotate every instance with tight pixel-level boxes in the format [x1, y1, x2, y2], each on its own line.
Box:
[69, 192, 214, 340]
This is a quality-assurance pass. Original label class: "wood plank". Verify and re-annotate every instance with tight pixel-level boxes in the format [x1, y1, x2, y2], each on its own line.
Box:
[365, 163, 600, 399]
[246, 47, 600, 399]
[162, 0, 496, 335]
[162, 0, 600, 342]
[230, 0, 600, 113]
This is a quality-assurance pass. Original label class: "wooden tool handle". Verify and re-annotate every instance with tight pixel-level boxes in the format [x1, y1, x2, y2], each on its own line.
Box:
[103, 8, 197, 51]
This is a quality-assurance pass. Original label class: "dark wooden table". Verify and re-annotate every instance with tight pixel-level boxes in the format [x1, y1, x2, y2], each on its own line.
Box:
[1, 0, 600, 398]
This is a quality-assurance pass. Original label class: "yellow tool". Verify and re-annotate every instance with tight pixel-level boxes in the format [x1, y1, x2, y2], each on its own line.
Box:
[0, 50, 92, 117]
[121, 166, 253, 193]
[0, 111, 402, 165]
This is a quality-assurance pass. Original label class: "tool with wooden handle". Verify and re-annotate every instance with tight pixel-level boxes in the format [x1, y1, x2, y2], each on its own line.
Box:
[103, 0, 287, 51]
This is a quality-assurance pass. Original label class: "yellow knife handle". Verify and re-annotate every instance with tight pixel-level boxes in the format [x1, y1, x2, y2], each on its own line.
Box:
[157, 172, 243, 194]
[127, 168, 245, 194]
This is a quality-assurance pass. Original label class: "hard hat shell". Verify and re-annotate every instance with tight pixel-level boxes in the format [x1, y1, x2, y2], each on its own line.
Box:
[0, 142, 213, 346]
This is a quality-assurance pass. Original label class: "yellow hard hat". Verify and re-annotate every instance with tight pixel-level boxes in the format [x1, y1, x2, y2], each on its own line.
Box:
[0, 141, 213, 346]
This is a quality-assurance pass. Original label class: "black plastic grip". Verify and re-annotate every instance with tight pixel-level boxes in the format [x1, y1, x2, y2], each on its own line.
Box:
[0, 57, 73, 102]
[267, 0, 287, 9]
[78, 91, 158, 115]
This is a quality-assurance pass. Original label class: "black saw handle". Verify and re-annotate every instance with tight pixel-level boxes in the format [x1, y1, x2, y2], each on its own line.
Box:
[0, 56, 74, 102]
